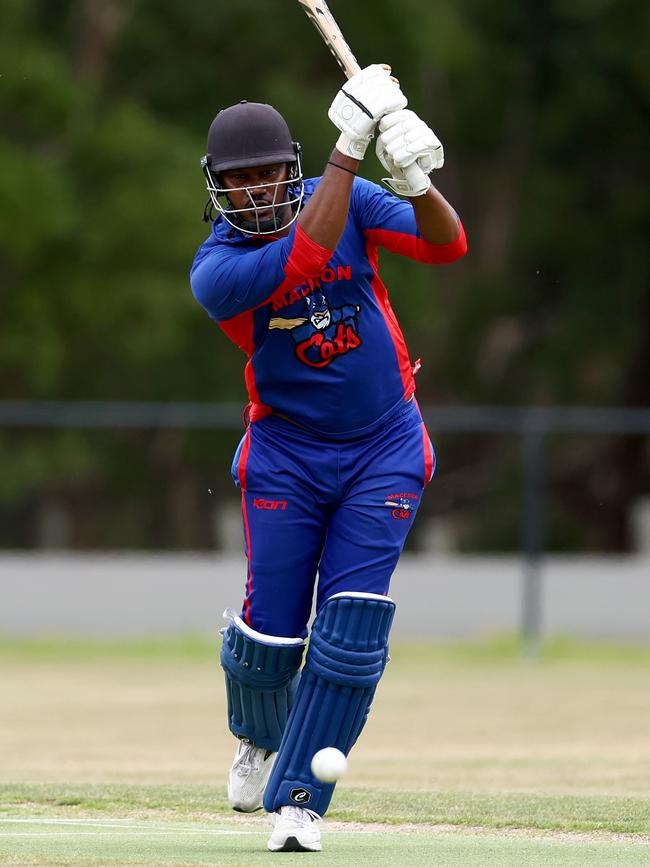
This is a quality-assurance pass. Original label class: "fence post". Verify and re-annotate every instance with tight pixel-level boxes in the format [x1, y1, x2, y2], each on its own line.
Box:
[521, 418, 546, 657]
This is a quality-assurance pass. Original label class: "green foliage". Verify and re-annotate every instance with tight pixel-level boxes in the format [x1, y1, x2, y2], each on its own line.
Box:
[0, 0, 647, 550]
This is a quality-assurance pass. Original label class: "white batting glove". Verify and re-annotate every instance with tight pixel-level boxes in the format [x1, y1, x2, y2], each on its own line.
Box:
[380, 162, 432, 197]
[377, 109, 444, 171]
[376, 110, 444, 196]
[328, 64, 407, 160]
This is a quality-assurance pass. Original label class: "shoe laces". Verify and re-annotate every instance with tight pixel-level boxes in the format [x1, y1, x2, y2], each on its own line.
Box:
[276, 806, 321, 827]
[235, 742, 260, 776]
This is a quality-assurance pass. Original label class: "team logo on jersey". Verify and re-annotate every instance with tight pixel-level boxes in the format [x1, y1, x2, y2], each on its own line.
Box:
[384, 492, 419, 520]
[269, 291, 362, 369]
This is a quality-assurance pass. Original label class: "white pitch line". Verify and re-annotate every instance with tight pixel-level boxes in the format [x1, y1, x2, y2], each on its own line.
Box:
[1, 832, 178, 838]
[0, 818, 261, 835]
[0, 831, 259, 838]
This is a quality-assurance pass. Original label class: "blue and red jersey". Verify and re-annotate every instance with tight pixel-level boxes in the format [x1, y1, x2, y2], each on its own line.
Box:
[191, 177, 467, 437]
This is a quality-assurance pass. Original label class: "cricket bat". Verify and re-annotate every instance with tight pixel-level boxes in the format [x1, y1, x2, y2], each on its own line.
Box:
[296, 0, 361, 79]
[296, 0, 424, 189]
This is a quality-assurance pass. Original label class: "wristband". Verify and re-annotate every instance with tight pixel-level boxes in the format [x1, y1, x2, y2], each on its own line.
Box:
[327, 161, 357, 177]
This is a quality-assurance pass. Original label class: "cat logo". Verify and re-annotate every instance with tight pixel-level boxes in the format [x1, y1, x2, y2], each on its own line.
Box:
[269, 291, 362, 369]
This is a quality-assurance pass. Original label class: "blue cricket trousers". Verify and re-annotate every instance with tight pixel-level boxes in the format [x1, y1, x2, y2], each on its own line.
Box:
[231, 398, 435, 638]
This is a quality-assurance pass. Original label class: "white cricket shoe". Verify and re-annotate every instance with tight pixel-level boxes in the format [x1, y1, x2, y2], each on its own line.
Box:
[227, 738, 276, 812]
[267, 805, 322, 852]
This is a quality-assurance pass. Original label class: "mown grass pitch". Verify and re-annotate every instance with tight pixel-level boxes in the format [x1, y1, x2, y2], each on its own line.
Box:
[1, 814, 649, 867]
[1, 636, 649, 865]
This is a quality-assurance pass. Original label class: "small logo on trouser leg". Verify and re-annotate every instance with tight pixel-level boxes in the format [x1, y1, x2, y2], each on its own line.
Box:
[384, 493, 419, 520]
[253, 498, 288, 510]
[289, 788, 312, 804]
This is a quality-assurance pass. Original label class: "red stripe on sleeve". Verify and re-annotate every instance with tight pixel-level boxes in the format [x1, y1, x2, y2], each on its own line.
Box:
[366, 241, 415, 400]
[283, 224, 334, 285]
[218, 225, 334, 424]
[219, 225, 334, 325]
[364, 220, 467, 264]
[220, 225, 334, 324]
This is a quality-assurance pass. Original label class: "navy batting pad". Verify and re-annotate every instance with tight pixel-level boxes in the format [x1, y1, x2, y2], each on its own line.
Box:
[220, 609, 305, 751]
[263, 591, 395, 815]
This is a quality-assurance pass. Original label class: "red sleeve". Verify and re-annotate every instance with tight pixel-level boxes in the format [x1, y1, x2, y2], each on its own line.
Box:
[284, 224, 334, 284]
[364, 220, 468, 265]
[191, 223, 334, 322]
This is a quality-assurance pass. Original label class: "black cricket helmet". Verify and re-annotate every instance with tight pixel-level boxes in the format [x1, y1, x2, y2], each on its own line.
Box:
[201, 101, 304, 235]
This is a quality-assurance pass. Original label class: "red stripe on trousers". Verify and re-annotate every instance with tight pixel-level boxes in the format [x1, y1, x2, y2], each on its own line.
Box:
[237, 429, 251, 490]
[422, 424, 434, 484]
[241, 491, 254, 626]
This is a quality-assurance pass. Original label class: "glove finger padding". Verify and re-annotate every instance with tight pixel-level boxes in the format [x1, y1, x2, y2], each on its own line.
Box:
[379, 122, 437, 153]
[329, 64, 407, 160]
[376, 120, 434, 196]
[389, 137, 443, 169]
[377, 109, 444, 170]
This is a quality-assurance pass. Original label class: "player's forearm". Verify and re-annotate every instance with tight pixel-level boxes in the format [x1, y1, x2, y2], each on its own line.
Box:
[411, 186, 461, 245]
[297, 150, 360, 249]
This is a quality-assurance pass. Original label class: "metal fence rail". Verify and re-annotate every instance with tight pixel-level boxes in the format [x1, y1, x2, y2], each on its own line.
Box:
[2, 401, 650, 433]
[2, 401, 649, 654]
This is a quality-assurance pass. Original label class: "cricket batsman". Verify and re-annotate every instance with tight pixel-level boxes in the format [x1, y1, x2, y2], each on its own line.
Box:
[190, 64, 467, 852]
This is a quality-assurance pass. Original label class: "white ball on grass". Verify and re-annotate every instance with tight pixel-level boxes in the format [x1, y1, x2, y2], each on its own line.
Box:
[310, 747, 348, 783]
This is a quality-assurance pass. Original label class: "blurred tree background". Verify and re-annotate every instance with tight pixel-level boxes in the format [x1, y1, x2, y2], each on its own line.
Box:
[0, 0, 648, 551]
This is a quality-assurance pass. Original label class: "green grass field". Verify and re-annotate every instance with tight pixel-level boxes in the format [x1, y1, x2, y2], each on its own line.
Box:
[1, 636, 649, 865]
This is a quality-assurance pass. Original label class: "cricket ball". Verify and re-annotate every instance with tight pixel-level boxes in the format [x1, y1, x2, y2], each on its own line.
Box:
[310, 747, 348, 783]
